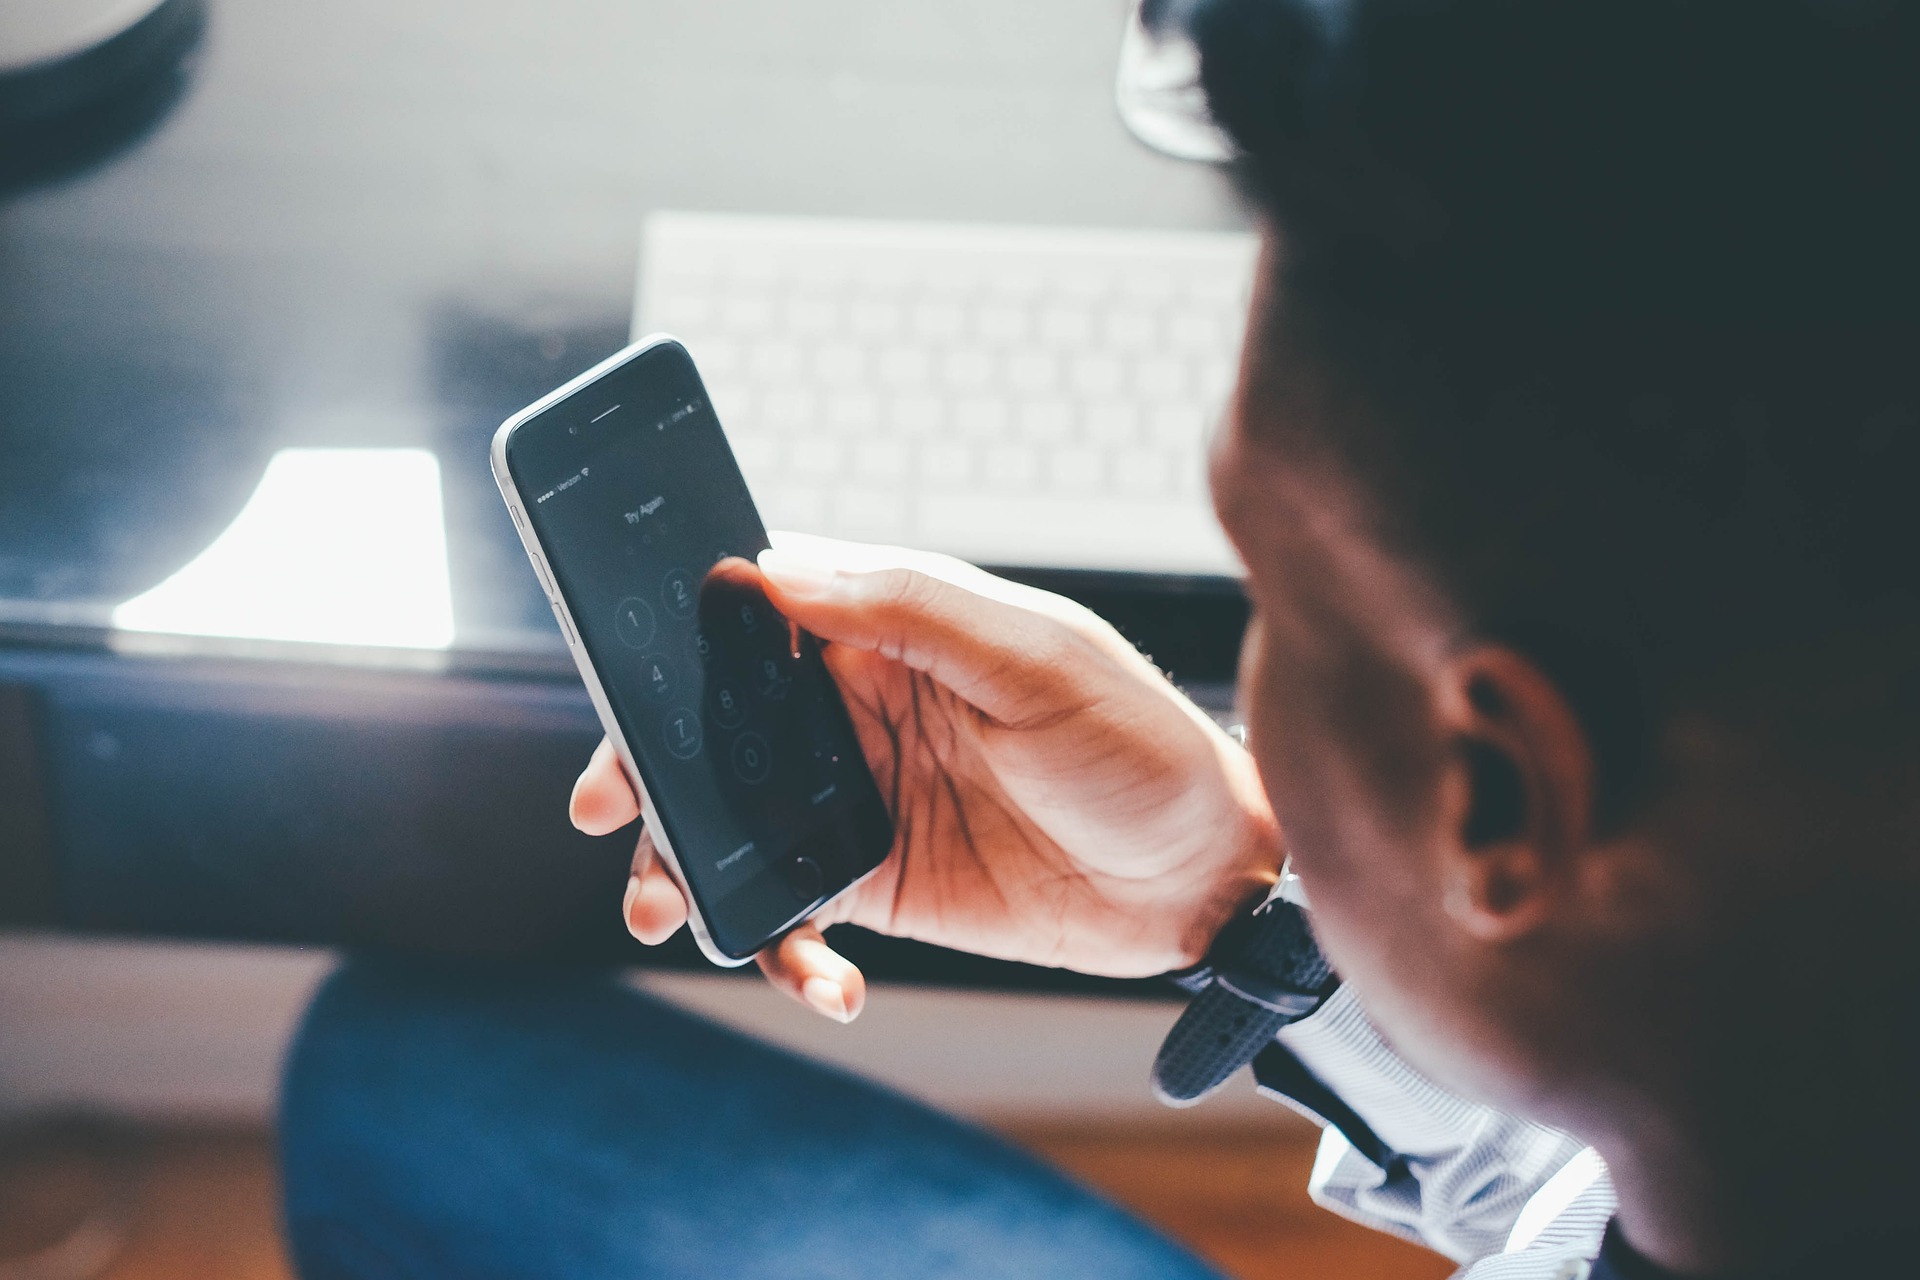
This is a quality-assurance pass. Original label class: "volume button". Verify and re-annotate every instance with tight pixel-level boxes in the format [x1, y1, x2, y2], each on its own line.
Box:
[531, 556, 556, 596]
[551, 601, 577, 647]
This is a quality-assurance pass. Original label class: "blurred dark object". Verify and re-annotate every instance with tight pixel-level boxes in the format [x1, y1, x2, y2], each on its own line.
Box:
[0, 1113, 145, 1280]
[1000, 567, 1245, 689]
[1, 647, 636, 962]
[0, 683, 59, 927]
[0, 0, 205, 193]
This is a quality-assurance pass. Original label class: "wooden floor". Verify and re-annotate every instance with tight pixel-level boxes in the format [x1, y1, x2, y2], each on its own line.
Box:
[1010, 1122, 1453, 1280]
[0, 1117, 1452, 1280]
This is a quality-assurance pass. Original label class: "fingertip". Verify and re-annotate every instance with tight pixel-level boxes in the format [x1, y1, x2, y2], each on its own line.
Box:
[620, 874, 643, 937]
[572, 740, 640, 835]
[568, 772, 602, 834]
[801, 975, 852, 1023]
[766, 925, 865, 1023]
[756, 546, 837, 601]
[837, 964, 867, 1023]
[624, 864, 688, 945]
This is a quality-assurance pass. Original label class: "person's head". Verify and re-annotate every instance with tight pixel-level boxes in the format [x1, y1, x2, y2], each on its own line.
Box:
[1194, 0, 1920, 1224]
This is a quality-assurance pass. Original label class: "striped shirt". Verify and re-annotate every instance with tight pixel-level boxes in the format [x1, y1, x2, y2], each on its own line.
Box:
[1262, 986, 1617, 1280]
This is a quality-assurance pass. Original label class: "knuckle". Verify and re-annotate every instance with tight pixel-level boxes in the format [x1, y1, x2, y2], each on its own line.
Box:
[869, 565, 944, 615]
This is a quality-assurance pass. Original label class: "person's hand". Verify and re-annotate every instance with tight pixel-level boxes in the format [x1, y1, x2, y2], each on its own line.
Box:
[571, 533, 1282, 1022]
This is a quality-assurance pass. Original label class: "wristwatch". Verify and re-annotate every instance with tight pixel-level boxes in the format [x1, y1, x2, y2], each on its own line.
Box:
[1151, 858, 1340, 1105]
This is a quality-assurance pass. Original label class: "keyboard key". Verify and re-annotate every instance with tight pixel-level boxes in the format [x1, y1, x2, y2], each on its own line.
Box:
[919, 262, 974, 295]
[1134, 357, 1188, 398]
[877, 346, 935, 390]
[1197, 356, 1237, 405]
[791, 439, 847, 478]
[1118, 267, 1178, 302]
[1082, 401, 1140, 446]
[1006, 352, 1057, 395]
[854, 438, 910, 481]
[729, 432, 784, 475]
[1017, 399, 1075, 442]
[656, 294, 715, 328]
[1186, 274, 1246, 307]
[850, 299, 904, 339]
[721, 296, 776, 334]
[832, 487, 908, 538]
[954, 397, 1011, 439]
[976, 303, 1031, 343]
[749, 341, 804, 381]
[1102, 308, 1157, 349]
[694, 340, 743, 377]
[1114, 447, 1174, 497]
[1174, 450, 1208, 497]
[704, 382, 754, 425]
[1048, 445, 1104, 493]
[921, 442, 976, 486]
[940, 347, 995, 391]
[759, 484, 826, 531]
[1069, 354, 1125, 397]
[890, 394, 945, 435]
[823, 393, 881, 435]
[813, 342, 867, 386]
[761, 388, 818, 432]
[1168, 309, 1223, 351]
[985, 267, 1046, 298]
[985, 445, 1040, 490]
[1053, 269, 1109, 301]
[790, 256, 851, 290]
[1040, 306, 1093, 346]
[785, 296, 839, 336]
[727, 253, 781, 285]
[911, 301, 966, 341]
[1148, 404, 1207, 447]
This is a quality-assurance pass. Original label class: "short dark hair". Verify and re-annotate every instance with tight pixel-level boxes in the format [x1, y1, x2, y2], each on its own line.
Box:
[1189, 0, 1920, 824]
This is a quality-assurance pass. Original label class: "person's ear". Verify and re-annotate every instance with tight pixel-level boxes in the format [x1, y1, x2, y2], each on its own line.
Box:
[1438, 648, 1596, 943]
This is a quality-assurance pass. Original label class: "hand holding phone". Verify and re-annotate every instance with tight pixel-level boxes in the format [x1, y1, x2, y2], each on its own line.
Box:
[575, 534, 1287, 1021]
[493, 338, 893, 965]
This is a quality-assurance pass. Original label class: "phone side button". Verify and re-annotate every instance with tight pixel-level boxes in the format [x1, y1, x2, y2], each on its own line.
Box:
[551, 601, 578, 648]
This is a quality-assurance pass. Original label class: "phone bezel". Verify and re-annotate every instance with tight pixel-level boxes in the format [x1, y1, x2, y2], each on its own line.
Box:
[490, 334, 888, 965]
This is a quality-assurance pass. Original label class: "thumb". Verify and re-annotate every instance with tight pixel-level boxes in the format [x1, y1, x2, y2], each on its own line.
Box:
[756, 921, 866, 1024]
[755, 536, 1103, 728]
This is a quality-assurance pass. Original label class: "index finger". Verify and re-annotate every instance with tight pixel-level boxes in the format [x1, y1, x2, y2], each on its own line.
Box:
[570, 737, 641, 835]
[754, 535, 1133, 729]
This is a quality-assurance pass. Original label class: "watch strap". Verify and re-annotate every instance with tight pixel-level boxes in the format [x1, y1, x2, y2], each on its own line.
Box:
[1151, 895, 1338, 1106]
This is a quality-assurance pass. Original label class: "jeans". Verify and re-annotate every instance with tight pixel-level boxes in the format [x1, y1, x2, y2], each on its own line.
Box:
[280, 962, 1224, 1280]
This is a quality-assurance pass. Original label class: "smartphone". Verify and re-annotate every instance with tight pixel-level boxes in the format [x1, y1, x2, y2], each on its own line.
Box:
[491, 336, 893, 965]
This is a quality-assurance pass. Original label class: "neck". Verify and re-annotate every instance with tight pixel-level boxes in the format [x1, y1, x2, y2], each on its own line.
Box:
[1588, 1120, 1770, 1275]
[1600, 1130, 1920, 1277]
[1572, 1017, 1920, 1275]
[1545, 814, 1920, 1274]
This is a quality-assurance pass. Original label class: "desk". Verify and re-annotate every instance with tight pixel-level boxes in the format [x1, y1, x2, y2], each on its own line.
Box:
[0, 0, 1248, 983]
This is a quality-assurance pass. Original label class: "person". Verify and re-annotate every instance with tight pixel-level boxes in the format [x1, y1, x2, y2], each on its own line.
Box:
[278, 2, 1920, 1276]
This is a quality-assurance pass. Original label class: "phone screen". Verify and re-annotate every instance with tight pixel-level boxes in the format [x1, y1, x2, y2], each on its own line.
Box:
[503, 340, 891, 959]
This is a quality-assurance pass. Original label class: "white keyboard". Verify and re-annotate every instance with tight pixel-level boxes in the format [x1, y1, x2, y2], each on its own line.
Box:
[633, 213, 1258, 576]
